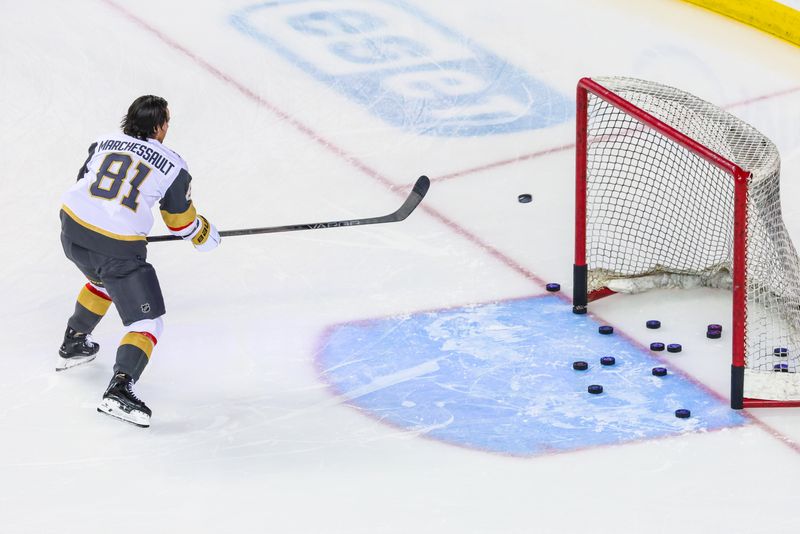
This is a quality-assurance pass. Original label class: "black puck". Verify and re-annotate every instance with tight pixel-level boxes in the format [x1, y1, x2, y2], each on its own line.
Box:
[646, 320, 661, 329]
[572, 361, 589, 371]
[706, 330, 721, 339]
[675, 409, 691, 419]
[650, 342, 665, 351]
[774, 363, 789, 372]
[652, 367, 668, 377]
[599, 325, 614, 335]
[707, 324, 722, 332]
[588, 384, 603, 394]
[518, 193, 532, 203]
[667, 343, 682, 353]
[545, 283, 561, 292]
[774, 347, 789, 357]
[600, 356, 616, 366]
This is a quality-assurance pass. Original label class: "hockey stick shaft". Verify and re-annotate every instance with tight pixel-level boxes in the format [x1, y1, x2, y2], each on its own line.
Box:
[146, 175, 430, 242]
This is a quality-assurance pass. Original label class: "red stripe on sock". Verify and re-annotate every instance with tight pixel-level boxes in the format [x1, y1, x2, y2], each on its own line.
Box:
[84, 283, 112, 301]
[135, 331, 158, 346]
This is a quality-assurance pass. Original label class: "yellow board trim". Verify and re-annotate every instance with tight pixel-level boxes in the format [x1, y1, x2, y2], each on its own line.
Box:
[77, 286, 112, 316]
[683, 0, 800, 47]
[160, 202, 197, 230]
[120, 332, 155, 359]
[61, 205, 146, 242]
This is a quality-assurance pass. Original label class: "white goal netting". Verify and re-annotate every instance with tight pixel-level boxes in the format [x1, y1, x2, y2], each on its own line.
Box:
[582, 76, 800, 401]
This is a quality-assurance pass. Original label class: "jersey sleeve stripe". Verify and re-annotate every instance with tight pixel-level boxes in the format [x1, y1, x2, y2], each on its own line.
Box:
[61, 205, 146, 242]
[160, 203, 197, 232]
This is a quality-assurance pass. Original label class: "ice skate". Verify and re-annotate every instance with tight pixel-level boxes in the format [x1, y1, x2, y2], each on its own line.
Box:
[97, 372, 151, 428]
[56, 327, 99, 371]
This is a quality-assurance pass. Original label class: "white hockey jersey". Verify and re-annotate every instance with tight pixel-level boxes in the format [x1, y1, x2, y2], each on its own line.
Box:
[61, 133, 197, 258]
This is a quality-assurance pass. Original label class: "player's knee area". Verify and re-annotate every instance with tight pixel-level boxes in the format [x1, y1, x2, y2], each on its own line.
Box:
[124, 317, 164, 341]
[77, 282, 112, 315]
[87, 280, 109, 297]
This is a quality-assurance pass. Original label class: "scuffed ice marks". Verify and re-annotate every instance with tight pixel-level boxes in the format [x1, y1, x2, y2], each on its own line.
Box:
[426, 304, 533, 362]
[317, 296, 746, 455]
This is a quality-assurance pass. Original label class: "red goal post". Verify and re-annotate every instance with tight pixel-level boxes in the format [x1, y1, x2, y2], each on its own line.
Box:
[572, 76, 800, 409]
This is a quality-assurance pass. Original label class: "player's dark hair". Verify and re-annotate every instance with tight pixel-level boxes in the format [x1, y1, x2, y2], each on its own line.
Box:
[121, 95, 169, 140]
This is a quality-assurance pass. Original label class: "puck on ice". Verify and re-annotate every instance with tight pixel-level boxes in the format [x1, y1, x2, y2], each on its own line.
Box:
[572, 361, 589, 371]
[774, 363, 789, 372]
[518, 193, 532, 203]
[650, 342, 665, 351]
[546, 283, 561, 292]
[588, 384, 603, 394]
[599, 325, 614, 335]
[600, 356, 616, 366]
[675, 409, 691, 419]
[646, 320, 661, 329]
[652, 367, 668, 377]
[774, 347, 789, 357]
[667, 344, 682, 353]
[706, 330, 721, 339]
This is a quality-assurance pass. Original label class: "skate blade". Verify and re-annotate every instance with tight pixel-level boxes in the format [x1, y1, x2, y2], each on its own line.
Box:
[55, 353, 97, 372]
[97, 398, 150, 428]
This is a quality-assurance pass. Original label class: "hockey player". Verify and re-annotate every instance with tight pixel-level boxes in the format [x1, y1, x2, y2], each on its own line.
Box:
[58, 95, 220, 427]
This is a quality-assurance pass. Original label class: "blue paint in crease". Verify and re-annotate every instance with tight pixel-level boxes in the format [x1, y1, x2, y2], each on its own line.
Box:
[317, 296, 747, 456]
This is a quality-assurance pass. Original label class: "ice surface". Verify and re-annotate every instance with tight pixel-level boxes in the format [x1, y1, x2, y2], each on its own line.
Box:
[2, 1, 800, 533]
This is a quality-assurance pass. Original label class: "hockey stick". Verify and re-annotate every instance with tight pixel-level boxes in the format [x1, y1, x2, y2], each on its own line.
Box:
[146, 175, 430, 242]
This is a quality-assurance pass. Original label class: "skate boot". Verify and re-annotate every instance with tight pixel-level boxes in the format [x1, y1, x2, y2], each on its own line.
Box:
[97, 372, 152, 428]
[56, 327, 100, 371]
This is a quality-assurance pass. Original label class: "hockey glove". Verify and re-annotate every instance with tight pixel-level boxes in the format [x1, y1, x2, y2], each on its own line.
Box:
[187, 215, 220, 252]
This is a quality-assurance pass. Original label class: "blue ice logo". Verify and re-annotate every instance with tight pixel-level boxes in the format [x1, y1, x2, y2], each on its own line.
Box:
[231, 0, 571, 136]
[316, 296, 747, 456]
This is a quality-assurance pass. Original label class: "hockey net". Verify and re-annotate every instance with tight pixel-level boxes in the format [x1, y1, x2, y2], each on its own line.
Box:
[572, 76, 800, 408]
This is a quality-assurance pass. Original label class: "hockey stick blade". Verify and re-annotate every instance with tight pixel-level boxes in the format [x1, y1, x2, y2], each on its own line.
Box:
[386, 174, 430, 222]
[147, 175, 430, 242]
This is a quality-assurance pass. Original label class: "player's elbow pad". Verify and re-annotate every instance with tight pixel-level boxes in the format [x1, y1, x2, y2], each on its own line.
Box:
[185, 215, 221, 252]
